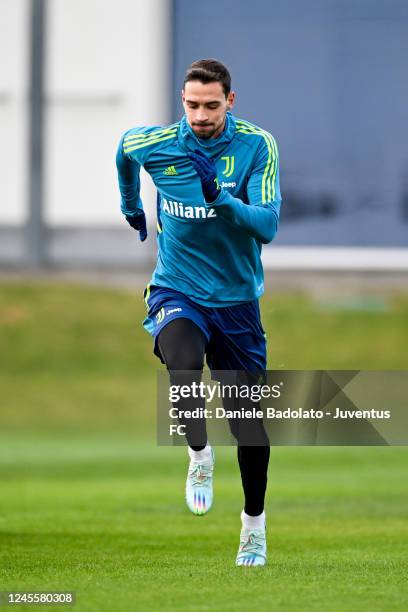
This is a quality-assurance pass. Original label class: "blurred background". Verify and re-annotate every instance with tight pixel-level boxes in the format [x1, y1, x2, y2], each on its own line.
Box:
[1, 0, 408, 272]
[1, 2, 407, 607]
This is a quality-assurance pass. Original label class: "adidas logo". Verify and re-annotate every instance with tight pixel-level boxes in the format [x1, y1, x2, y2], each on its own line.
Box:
[163, 165, 178, 176]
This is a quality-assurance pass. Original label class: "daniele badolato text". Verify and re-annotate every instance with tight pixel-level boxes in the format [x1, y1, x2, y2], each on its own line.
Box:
[169, 407, 391, 420]
[167, 382, 391, 420]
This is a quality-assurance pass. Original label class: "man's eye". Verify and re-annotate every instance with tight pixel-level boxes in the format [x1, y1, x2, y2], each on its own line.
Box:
[207, 105, 219, 110]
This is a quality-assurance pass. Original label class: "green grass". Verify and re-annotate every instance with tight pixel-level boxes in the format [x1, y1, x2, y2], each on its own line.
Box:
[1, 281, 408, 610]
[1, 440, 407, 611]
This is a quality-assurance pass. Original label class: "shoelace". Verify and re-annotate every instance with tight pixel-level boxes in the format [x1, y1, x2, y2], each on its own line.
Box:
[239, 531, 265, 556]
[188, 463, 213, 487]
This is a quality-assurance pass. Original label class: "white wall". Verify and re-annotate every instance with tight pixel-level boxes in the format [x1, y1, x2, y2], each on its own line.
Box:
[46, 0, 171, 225]
[0, 0, 28, 224]
[0, 0, 171, 227]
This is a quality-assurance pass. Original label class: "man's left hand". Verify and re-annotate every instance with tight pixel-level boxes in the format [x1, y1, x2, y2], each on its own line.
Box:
[188, 149, 221, 203]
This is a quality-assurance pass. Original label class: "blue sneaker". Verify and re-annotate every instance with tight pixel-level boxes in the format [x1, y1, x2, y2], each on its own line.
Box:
[185, 449, 214, 516]
[236, 526, 267, 566]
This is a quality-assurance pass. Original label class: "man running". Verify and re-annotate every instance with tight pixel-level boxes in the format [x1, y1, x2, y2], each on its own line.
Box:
[116, 58, 282, 566]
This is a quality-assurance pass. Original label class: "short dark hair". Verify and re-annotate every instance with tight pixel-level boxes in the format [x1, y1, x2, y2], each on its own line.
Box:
[183, 59, 231, 97]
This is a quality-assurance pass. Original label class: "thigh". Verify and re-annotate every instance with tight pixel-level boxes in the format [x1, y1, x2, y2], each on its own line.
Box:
[207, 300, 267, 372]
[143, 285, 210, 365]
[157, 317, 207, 370]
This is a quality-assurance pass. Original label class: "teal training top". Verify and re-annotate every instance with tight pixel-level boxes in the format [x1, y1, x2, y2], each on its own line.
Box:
[116, 112, 282, 307]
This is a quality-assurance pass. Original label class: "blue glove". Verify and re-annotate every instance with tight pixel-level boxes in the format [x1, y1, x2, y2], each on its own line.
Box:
[188, 149, 221, 203]
[125, 211, 147, 242]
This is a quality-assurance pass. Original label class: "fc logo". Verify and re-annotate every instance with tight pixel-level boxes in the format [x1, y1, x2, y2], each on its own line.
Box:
[221, 156, 235, 178]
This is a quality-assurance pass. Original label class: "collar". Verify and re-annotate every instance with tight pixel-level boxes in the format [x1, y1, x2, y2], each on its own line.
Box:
[178, 111, 236, 158]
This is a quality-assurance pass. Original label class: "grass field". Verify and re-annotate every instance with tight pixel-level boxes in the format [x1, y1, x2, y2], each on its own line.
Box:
[1, 281, 408, 611]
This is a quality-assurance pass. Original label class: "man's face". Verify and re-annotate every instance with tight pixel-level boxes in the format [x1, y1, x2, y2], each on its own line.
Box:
[182, 80, 235, 140]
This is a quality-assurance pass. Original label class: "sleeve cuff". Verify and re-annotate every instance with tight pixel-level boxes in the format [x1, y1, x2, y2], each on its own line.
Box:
[206, 188, 230, 207]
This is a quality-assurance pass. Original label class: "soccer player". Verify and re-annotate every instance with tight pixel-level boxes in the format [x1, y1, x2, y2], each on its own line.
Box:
[116, 59, 281, 566]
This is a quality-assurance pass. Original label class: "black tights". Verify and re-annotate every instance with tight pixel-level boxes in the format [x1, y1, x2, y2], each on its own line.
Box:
[157, 318, 270, 516]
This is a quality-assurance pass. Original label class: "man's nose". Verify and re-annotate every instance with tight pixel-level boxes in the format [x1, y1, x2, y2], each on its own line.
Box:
[195, 108, 209, 122]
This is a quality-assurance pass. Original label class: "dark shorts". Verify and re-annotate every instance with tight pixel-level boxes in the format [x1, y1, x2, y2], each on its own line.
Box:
[143, 285, 267, 371]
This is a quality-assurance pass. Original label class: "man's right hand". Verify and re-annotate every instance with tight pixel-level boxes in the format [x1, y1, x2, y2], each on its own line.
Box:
[125, 212, 147, 242]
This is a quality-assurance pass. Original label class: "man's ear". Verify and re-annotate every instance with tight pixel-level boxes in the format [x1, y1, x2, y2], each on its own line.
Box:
[181, 89, 185, 103]
[226, 91, 235, 110]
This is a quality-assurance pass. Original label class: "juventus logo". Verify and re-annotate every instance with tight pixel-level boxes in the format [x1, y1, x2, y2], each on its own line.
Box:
[221, 156, 235, 177]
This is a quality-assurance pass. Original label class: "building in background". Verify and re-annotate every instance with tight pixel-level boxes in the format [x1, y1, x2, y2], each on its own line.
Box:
[0, 0, 171, 266]
[1, 0, 407, 269]
[173, 0, 408, 249]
